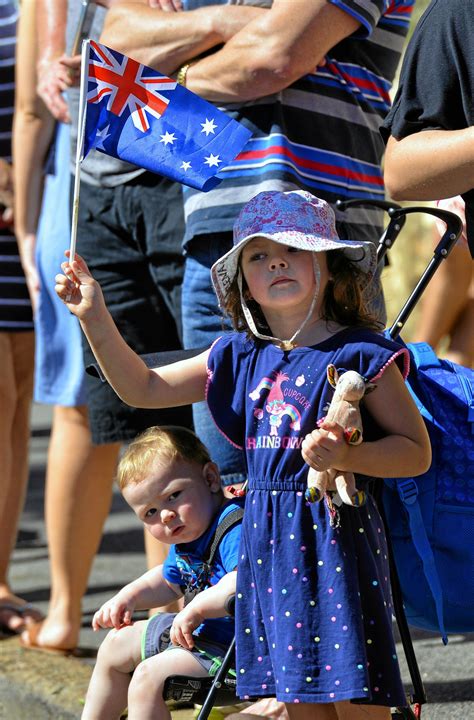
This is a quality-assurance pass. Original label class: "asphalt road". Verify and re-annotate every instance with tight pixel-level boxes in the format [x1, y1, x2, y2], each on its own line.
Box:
[4, 402, 474, 719]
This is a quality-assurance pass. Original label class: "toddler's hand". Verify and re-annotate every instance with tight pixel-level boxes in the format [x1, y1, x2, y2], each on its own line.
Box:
[302, 422, 348, 471]
[92, 591, 136, 631]
[169, 604, 205, 650]
[55, 252, 104, 320]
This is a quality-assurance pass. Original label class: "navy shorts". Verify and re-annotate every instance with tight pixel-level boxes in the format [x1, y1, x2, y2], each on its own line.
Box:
[142, 612, 233, 677]
[77, 173, 192, 444]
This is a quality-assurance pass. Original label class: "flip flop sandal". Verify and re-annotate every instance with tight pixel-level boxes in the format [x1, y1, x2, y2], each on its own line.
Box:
[0, 602, 43, 635]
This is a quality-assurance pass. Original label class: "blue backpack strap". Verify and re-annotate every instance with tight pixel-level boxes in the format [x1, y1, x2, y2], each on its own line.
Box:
[397, 478, 448, 645]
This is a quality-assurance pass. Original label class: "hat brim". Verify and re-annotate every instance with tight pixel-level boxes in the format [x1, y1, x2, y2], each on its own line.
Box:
[211, 231, 377, 309]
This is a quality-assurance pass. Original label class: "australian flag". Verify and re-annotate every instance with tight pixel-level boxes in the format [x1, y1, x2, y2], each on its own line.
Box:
[82, 41, 252, 192]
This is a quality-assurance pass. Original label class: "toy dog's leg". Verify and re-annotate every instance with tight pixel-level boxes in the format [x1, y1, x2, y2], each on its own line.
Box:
[335, 472, 366, 507]
[305, 467, 327, 503]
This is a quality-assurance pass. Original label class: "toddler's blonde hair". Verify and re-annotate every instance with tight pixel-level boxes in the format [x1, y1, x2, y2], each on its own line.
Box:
[117, 426, 212, 491]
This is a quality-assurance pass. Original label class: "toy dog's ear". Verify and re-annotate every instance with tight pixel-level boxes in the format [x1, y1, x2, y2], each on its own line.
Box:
[327, 364, 339, 388]
[364, 382, 377, 395]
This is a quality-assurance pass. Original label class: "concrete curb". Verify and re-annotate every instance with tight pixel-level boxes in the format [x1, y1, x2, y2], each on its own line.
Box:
[0, 636, 91, 719]
[0, 635, 197, 719]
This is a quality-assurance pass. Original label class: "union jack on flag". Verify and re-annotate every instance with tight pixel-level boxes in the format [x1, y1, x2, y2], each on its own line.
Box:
[82, 41, 252, 192]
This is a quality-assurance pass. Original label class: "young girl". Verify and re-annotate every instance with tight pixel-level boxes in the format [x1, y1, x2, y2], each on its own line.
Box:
[56, 190, 431, 720]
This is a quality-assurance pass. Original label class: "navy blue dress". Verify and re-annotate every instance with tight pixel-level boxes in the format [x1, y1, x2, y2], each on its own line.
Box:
[207, 328, 410, 706]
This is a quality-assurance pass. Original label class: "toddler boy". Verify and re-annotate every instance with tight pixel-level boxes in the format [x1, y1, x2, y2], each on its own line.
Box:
[81, 425, 243, 720]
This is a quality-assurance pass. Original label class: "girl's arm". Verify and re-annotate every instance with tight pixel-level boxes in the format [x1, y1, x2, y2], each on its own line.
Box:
[55, 254, 209, 408]
[92, 564, 181, 630]
[170, 570, 237, 650]
[302, 362, 431, 478]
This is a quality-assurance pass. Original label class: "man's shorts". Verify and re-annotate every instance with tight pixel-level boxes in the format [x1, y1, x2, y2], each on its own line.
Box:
[142, 611, 234, 677]
[77, 173, 192, 444]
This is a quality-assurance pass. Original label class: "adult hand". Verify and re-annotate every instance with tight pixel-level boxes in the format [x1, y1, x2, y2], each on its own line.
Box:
[37, 54, 72, 123]
[0, 158, 14, 228]
[301, 422, 349, 472]
[20, 233, 41, 313]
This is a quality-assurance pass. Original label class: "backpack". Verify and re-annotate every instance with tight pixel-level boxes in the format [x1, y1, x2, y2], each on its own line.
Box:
[382, 341, 474, 644]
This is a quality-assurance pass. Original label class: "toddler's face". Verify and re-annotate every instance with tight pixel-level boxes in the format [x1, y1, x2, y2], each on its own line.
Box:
[122, 458, 222, 545]
[240, 237, 328, 317]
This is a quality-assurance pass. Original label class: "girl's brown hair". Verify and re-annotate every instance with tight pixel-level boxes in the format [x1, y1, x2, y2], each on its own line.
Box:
[117, 426, 212, 491]
[222, 250, 381, 338]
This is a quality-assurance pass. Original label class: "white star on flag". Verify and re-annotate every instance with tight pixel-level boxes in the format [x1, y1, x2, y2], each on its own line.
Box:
[204, 153, 222, 167]
[201, 118, 217, 136]
[160, 131, 176, 145]
[180, 161, 192, 171]
[94, 124, 111, 151]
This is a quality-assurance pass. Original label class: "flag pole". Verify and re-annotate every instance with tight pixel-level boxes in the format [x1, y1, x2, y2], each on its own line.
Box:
[69, 39, 90, 261]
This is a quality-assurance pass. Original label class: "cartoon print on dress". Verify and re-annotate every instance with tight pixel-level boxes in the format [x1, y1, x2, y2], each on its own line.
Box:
[249, 371, 301, 436]
[248, 369, 306, 442]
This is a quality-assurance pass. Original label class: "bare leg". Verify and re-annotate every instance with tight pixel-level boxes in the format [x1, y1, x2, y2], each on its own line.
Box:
[445, 277, 474, 367]
[81, 621, 144, 720]
[0, 332, 41, 630]
[23, 405, 120, 650]
[335, 700, 391, 719]
[414, 241, 472, 352]
[144, 530, 182, 614]
[284, 701, 390, 720]
[127, 647, 208, 720]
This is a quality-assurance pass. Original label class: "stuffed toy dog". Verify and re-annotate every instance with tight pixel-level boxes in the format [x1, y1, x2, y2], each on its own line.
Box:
[305, 364, 375, 507]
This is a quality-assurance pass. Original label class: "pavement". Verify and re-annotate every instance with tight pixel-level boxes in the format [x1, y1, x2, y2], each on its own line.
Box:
[0, 403, 473, 719]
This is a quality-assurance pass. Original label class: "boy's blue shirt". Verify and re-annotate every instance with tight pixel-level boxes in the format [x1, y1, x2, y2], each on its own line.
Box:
[162, 498, 244, 644]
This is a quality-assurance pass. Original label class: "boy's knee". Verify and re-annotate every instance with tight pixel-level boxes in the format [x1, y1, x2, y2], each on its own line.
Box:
[128, 657, 166, 701]
[97, 625, 137, 669]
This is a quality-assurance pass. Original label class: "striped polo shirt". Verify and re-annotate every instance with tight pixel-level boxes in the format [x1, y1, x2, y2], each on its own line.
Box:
[0, 0, 33, 331]
[183, 0, 415, 249]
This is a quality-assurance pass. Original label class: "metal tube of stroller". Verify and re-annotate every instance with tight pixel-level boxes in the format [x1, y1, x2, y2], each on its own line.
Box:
[196, 636, 236, 720]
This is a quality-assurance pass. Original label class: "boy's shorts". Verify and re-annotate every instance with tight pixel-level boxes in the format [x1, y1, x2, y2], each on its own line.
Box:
[142, 612, 234, 677]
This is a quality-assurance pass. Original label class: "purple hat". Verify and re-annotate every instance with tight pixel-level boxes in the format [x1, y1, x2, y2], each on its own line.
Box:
[211, 190, 377, 308]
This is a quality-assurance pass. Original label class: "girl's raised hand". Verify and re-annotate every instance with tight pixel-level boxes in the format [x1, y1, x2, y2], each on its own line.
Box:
[302, 422, 349, 472]
[55, 252, 104, 320]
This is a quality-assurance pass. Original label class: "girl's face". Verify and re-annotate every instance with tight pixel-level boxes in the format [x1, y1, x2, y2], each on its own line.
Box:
[240, 237, 328, 316]
[122, 458, 222, 545]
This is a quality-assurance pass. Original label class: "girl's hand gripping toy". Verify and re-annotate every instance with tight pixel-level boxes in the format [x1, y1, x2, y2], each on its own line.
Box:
[305, 364, 375, 507]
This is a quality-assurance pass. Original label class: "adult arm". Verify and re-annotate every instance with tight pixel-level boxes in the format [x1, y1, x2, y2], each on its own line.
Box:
[384, 129, 474, 201]
[181, 0, 361, 102]
[36, 0, 72, 122]
[13, 0, 56, 310]
[102, 0, 360, 98]
[101, 0, 264, 75]
[55, 254, 209, 408]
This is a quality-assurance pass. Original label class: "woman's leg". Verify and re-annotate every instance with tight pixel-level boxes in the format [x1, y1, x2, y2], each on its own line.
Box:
[81, 621, 144, 720]
[127, 647, 208, 720]
[23, 404, 120, 649]
[0, 332, 41, 630]
[414, 240, 472, 353]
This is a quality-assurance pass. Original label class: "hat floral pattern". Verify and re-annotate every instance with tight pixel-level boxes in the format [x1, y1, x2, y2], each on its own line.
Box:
[211, 190, 377, 308]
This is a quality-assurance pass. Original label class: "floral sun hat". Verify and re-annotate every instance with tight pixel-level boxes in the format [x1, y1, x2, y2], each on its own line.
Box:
[211, 189, 377, 310]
